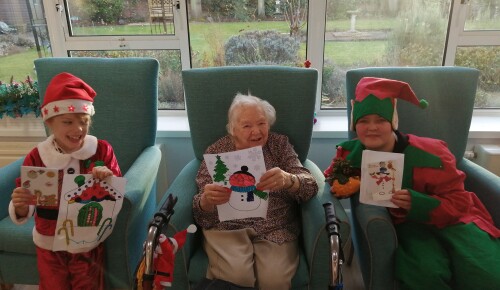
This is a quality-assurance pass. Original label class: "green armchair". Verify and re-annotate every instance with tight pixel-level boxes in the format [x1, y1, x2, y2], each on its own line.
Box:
[345, 66, 500, 290]
[161, 66, 351, 289]
[0, 57, 161, 289]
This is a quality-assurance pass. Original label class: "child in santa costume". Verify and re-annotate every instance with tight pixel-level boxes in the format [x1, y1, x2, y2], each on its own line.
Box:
[9, 72, 122, 290]
[324, 77, 500, 290]
[153, 224, 197, 289]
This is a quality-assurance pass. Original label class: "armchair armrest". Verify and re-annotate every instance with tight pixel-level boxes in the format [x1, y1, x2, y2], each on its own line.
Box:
[0, 158, 24, 220]
[105, 145, 162, 288]
[300, 159, 351, 289]
[350, 195, 398, 290]
[163, 159, 201, 289]
[458, 158, 500, 227]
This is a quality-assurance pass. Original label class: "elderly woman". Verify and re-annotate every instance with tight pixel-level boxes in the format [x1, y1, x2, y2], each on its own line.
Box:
[192, 93, 318, 289]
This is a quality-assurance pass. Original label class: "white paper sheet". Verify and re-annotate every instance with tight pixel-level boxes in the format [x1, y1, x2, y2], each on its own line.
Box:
[53, 174, 126, 251]
[21, 166, 59, 206]
[360, 150, 404, 208]
[204, 146, 268, 222]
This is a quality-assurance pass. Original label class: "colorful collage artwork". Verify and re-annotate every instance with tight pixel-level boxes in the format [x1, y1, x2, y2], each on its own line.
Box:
[204, 146, 268, 222]
[21, 166, 59, 206]
[360, 150, 404, 208]
[53, 174, 126, 251]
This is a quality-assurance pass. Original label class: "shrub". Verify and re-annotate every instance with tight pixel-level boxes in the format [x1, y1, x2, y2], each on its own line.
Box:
[88, 0, 124, 24]
[384, 1, 447, 66]
[225, 30, 300, 66]
[321, 59, 347, 107]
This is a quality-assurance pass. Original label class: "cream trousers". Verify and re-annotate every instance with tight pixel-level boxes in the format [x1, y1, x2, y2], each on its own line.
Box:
[203, 228, 299, 290]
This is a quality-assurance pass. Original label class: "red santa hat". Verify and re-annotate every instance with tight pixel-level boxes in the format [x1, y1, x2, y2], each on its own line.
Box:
[41, 72, 96, 121]
[168, 224, 197, 253]
[351, 77, 428, 130]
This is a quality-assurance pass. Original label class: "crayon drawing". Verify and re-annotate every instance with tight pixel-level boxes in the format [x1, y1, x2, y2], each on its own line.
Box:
[204, 146, 268, 221]
[53, 174, 126, 251]
[360, 150, 404, 208]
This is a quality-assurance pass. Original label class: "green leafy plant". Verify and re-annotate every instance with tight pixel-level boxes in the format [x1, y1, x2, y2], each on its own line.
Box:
[0, 76, 41, 119]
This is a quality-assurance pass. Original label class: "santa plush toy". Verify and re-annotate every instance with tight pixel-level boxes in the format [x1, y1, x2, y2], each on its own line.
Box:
[153, 224, 197, 289]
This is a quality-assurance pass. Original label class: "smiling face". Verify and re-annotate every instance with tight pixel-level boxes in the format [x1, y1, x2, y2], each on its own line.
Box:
[46, 113, 91, 153]
[231, 105, 270, 150]
[355, 114, 395, 152]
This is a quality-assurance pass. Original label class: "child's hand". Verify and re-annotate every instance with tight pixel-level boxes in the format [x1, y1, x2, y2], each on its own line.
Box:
[11, 187, 32, 217]
[391, 189, 412, 210]
[92, 166, 113, 180]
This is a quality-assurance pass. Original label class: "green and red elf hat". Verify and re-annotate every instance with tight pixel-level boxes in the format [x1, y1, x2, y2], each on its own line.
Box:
[351, 77, 428, 131]
[41, 72, 96, 121]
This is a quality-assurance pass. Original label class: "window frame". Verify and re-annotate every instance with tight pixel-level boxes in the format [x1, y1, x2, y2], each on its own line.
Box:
[42, 0, 499, 116]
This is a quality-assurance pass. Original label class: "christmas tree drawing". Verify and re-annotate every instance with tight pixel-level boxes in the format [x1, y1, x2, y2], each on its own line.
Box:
[213, 155, 229, 185]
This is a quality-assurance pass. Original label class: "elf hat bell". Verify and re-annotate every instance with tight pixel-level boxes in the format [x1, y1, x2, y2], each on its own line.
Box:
[351, 77, 428, 131]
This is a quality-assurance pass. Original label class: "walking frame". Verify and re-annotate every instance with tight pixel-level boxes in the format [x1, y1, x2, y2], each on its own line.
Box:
[323, 202, 345, 290]
[135, 193, 178, 290]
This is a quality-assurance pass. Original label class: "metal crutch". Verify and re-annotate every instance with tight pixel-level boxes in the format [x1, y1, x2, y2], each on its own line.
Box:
[323, 202, 344, 290]
[141, 193, 178, 290]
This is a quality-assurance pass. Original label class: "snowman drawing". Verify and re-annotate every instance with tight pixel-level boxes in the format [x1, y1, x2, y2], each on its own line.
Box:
[228, 166, 267, 211]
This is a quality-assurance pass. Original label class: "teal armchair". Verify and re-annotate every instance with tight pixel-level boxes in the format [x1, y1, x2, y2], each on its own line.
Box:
[345, 66, 500, 290]
[0, 57, 161, 289]
[161, 66, 351, 289]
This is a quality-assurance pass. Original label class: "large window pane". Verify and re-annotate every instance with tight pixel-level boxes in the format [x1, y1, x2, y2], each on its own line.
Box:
[0, 0, 51, 81]
[322, 0, 451, 109]
[464, 0, 499, 30]
[455, 46, 500, 108]
[65, 0, 175, 36]
[187, 0, 308, 68]
[70, 50, 184, 109]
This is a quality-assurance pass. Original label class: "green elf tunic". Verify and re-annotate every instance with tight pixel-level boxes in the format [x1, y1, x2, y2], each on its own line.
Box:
[326, 131, 500, 290]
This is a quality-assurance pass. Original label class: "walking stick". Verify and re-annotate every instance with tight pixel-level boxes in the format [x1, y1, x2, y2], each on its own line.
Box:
[323, 202, 344, 290]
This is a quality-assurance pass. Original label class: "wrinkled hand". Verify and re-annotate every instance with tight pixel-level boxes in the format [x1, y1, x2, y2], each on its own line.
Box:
[200, 184, 231, 211]
[92, 166, 113, 180]
[257, 167, 289, 192]
[11, 187, 32, 218]
[391, 189, 412, 210]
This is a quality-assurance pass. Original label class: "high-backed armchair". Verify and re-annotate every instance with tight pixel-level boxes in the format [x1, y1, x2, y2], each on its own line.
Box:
[0, 57, 161, 289]
[161, 66, 351, 289]
[345, 66, 500, 290]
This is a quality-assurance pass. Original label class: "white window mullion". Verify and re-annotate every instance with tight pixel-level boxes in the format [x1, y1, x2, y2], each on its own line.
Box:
[43, 0, 68, 56]
[306, 0, 327, 112]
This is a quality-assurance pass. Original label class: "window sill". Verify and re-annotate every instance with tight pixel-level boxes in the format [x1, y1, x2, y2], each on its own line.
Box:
[156, 110, 500, 139]
[1, 111, 498, 140]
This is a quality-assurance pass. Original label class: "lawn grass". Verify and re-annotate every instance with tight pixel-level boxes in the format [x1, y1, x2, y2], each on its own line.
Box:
[0, 48, 38, 82]
[0, 18, 393, 82]
[324, 41, 387, 66]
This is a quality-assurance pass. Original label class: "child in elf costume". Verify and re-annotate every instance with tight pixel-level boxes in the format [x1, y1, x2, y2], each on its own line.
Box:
[9, 72, 121, 289]
[324, 77, 500, 290]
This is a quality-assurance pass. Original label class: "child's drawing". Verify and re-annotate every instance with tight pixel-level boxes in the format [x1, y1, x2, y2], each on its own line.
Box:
[53, 174, 126, 251]
[204, 146, 268, 221]
[21, 166, 59, 206]
[360, 150, 404, 208]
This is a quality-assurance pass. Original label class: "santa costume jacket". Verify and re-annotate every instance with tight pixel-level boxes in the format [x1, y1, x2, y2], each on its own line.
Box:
[9, 134, 122, 252]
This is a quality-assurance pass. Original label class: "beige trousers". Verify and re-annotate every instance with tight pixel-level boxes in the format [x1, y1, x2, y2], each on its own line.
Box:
[203, 228, 299, 290]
